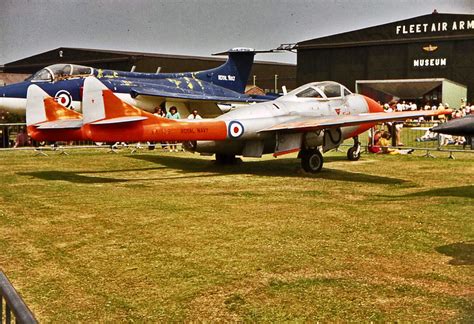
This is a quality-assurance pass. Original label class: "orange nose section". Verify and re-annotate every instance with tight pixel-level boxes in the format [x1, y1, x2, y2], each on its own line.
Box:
[363, 96, 384, 113]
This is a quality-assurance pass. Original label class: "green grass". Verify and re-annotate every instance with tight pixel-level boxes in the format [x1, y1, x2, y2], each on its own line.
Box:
[0, 148, 473, 321]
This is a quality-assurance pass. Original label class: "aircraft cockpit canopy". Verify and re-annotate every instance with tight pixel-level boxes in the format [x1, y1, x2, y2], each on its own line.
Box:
[30, 64, 94, 82]
[291, 82, 352, 99]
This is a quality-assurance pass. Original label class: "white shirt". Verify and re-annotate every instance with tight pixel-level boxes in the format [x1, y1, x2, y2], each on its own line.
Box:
[187, 114, 202, 120]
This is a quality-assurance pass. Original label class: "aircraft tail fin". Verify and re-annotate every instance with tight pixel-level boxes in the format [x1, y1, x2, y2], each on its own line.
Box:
[26, 85, 81, 126]
[194, 48, 257, 94]
[82, 77, 149, 124]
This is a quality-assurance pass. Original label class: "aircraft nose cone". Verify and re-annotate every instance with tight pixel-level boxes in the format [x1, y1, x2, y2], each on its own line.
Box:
[363, 95, 384, 113]
[431, 116, 474, 136]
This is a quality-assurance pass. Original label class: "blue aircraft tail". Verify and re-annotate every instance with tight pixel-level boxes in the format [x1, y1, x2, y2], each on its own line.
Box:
[101, 48, 258, 94]
[195, 48, 256, 94]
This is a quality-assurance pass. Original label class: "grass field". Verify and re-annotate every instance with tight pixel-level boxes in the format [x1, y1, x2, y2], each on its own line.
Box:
[0, 148, 473, 321]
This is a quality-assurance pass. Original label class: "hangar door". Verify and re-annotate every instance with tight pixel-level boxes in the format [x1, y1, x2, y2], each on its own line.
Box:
[356, 78, 467, 108]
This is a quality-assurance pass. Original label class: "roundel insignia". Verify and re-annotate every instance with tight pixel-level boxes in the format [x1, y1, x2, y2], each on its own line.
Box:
[228, 121, 244, 138]
[54, 90, 73, 108]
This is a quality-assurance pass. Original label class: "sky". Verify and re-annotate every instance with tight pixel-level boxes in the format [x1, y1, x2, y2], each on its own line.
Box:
[0, 0, 473, 65]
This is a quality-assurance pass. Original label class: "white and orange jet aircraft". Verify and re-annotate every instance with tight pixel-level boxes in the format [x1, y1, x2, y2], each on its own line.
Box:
[26, 77, 451, 172]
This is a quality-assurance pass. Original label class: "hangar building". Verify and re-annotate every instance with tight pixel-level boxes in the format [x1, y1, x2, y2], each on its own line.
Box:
[294, 12, 474, 106]
[0, 47, 296, 93]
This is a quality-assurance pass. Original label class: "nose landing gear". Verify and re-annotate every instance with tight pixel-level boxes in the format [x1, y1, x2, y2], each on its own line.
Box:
[347, 136, 361, 161]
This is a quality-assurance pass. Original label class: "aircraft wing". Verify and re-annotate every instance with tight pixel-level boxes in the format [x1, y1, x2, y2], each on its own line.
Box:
[259, 110, 452, 133]
[90, 116, 148, 125]
[36, 119, 83, 129]
[130, 86, 266, 103]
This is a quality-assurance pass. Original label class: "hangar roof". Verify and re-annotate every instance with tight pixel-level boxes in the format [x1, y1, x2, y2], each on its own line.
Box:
[297, 12, 474, 49]
[5, 47, 294, 71]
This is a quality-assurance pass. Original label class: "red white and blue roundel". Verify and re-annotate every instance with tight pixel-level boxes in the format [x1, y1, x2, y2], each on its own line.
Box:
[228, 120, 244, 138]
[54, 90, 73, 108]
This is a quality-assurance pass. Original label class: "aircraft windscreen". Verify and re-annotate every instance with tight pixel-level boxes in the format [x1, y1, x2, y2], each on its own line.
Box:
[316, 83, 342, 98]
[31, 68, 53, 82]
[48, 64, 72, 78]
[296, 87, 324, 98]
[31, 64, 93, 82]
[72, 65, 93, 75]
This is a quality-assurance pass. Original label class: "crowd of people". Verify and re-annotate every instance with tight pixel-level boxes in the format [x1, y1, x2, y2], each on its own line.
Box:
[368, 99, 473, 152]
[381, 100, 473, 120]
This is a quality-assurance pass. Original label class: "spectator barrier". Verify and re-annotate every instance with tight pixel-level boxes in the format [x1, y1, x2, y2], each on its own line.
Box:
[1, 122, 472, 156]
[0, 272, 37, 324]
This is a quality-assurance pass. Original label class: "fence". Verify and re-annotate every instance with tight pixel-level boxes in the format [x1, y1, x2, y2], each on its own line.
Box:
[0, 123, 95, 148]
[363, 121, 474, 156]
[0, 272, 37, 324]
[1, 121, 473, 156]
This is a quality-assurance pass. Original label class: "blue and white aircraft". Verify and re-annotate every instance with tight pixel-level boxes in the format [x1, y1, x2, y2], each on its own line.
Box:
[0, 48, 273, 117]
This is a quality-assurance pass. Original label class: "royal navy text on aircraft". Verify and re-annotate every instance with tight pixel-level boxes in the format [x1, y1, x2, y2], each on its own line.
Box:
[396, 20, 474, 35]
[218, 75, 236, 81]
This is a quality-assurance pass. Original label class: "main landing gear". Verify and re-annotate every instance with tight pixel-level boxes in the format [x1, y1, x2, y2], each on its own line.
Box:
[300, 149, 323, 173]
[347, 136, 361, 161]
[299, 136, 361, 173]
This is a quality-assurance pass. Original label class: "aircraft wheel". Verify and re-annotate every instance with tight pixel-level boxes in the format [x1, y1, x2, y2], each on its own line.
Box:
[347, 146, 361, 161]
[301, 149, 323, 173]
[215, 153, 237, 164]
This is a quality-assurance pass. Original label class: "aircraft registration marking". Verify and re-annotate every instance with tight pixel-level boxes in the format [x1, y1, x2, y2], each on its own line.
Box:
[181, 128, 209, 134]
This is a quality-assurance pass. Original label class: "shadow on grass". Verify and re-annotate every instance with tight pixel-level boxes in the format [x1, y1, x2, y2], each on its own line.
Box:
[128, 154, 407, 185]
[18, 166, 224, 183]
[406, 185, 474, 199]
[19, 171, 127, 183]
[436, 241, 474, 265]
[18, 155, 407, 185]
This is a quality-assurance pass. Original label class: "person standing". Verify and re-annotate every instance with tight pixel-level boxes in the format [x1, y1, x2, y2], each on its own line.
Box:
[14, 127, 30, 148]
[166, 107, 181, 152]
[153, 106, 166, 117]
[166, 106, 181, 120]
[187, 109, 202, 120]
